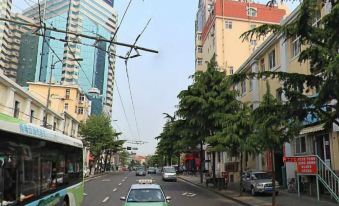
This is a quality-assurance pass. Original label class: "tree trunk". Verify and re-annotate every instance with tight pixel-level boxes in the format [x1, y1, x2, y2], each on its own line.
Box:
[103, 150, 108, 172]
[212, 151, 216, 188]
[199, 141, 204, 184]
[271, 149, 276, 206]
[240, 151, 243, 196]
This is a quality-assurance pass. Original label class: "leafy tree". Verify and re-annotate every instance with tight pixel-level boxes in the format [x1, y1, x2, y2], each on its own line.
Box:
[238, 0, 339, 129]
[119, 149, 129, 167]
[79, 114, 120, 172]
[176, 59, 239, 183]
[249, 83, 301, 206]
[208, 103, 255, 195]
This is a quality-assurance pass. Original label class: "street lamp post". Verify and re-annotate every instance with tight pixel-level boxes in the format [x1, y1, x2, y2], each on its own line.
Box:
[43, 55, 83, 128]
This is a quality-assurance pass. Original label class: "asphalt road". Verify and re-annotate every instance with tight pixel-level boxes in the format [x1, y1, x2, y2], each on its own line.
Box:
[83, 171, 242, 206]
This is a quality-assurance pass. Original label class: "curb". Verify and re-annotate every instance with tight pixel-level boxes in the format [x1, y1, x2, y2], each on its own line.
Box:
[178, 176, 253, 206]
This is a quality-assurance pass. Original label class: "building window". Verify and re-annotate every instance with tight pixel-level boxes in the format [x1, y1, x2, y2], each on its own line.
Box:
[241, 81, 246, 95]
[268, 50, 276, 70]
[225, 20, 232, 29]
[64, 103, 69, 111]
[14, 101, 20, 118]
[78, 107, 84, 115]
[249, 79, 253, 91]
[197, 59, 203, 65]
[260, 58, 265, 72]
[79, 94, 85, 102]
[197, 34, 202, 41]
[30, 110, 34, 123]
[295, 136, 307, 154]
[229, 66, 234, 75]
[247, 7, 257, 17]
[291, 36, 301, 57]
[197, 46, 203, 53]
[65, 89, 70, 99]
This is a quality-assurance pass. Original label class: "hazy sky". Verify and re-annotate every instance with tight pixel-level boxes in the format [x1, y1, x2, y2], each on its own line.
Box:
[12, 0, 298, 156]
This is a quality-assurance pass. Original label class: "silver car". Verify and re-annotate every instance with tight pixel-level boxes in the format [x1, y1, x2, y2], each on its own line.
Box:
[242, 171, 279, 196]
[162, 166, 177, 182]
[136, 168, 146, 176]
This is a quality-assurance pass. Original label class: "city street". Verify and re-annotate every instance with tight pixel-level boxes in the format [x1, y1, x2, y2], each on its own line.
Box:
[83, 172, 242, 206]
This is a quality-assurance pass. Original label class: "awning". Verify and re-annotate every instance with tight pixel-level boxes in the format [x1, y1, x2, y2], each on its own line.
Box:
[300, 124, 324, 135]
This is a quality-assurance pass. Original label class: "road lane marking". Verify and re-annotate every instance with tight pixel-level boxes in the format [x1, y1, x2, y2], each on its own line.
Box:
[101, 179, 111, 182]
[118, 183, 122, 186]
[113, 188, 118, 192]
[83, 193, 88, 196]
[102, 197, 109, 203]
[122, 179, 125, 182]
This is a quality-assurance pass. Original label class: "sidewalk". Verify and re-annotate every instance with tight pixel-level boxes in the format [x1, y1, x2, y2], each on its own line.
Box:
[178, 175, 338, 206]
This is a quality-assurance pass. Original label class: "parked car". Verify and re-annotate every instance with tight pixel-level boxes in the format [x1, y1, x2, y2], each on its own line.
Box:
[147, 167, 156, 174]
[242, 171, 279, 196]
[136, 168, 146, 176]
[162, 166, 177, 182]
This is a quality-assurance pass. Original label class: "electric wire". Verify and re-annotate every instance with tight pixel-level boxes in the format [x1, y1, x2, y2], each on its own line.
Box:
[114, 78, 134, 138]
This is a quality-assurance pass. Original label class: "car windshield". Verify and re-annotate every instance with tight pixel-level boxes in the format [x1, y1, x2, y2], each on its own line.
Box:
[127, 189, 165, 202]
[163, 167, 175, 173]
[137, 168, 144, 171]
[253, 172, 272, 179]
[148, 167, 155, 170]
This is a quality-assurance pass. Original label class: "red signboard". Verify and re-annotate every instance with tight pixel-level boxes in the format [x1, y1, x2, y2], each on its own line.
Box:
[284, 156, 317, 175]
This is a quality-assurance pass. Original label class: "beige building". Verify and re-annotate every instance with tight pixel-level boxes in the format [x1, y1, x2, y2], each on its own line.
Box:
[0, 0, 35, 81]
[228, 2, 339, 198]
[0, 72, 79, 138]
[195, 0, 288, 73]
[28, 82, 91, 123]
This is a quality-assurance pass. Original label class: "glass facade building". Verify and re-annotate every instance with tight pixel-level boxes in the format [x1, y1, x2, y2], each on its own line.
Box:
[21, 0, 117, 115]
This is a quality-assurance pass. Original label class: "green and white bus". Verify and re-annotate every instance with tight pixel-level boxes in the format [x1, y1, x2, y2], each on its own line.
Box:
[0, 114, 84, 206]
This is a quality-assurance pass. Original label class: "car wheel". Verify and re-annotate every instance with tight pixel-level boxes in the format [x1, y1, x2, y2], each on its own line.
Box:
[251, 187, 257, 196]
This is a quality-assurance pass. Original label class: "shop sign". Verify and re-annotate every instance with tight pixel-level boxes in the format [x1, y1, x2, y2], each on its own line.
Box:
[284, 156, 317, 175]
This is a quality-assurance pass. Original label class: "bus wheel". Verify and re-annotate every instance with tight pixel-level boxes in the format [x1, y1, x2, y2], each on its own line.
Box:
[62, 199, 69, 206]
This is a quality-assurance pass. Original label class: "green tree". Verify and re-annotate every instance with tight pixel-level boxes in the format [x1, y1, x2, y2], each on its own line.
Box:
[119, 149, 129, 167]
[238, 0, 339, 128]
[79, 114, 119, 173]
[249, 83, 301, 206]
[208, 103, 254, 195]
[176, 59, 239, 183]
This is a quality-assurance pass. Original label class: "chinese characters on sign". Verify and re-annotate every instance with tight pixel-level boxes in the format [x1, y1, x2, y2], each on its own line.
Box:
[284, 156, 317, 175]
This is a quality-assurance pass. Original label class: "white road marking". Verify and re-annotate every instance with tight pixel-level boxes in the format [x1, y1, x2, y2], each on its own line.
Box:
[101, 179, 111, 182]
[113, 188, 118, 192]
[122, 179, 125, 182]
[83, 193, 88, 196]
[118, 183, 122, 186]
[182, 192, 188, 196]
[102, 197, 109, 203]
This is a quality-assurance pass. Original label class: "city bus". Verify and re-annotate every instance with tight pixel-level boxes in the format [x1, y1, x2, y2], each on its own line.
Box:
[0, 114, 84, 206]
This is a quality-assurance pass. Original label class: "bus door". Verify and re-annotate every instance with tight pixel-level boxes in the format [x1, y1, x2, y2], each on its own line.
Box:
[0, 155, 4, 206]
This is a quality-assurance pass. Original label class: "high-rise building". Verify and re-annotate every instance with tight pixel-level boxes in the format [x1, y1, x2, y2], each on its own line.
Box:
[195, 0, 288, 74]
[22, 0, 117, 115]
[0, 0, 13, 79]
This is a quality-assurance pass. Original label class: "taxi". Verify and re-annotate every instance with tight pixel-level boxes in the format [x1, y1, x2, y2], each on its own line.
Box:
[120, 179, 171, 206]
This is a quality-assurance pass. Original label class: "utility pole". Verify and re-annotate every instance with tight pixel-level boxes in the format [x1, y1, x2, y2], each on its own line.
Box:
[43, 55, 55, 128]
